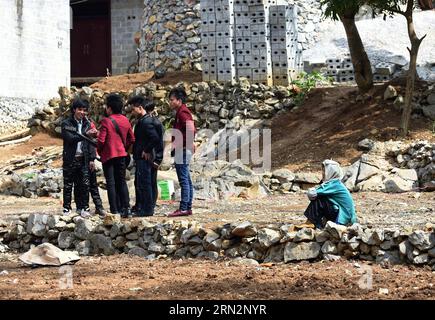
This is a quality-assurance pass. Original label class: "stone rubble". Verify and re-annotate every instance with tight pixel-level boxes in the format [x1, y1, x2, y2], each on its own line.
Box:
[2, 138, 434, 200]
[343, 139, 435, 193]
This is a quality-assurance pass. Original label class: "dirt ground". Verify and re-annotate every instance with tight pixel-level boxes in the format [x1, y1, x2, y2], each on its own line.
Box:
[271, 78, 435, 171]
[0, 133, 62, 164]
[0, 254, 433, 300]
[0, 192, 434, 231]
[0, 189, 434, 301]
[89, 70, 202, 92]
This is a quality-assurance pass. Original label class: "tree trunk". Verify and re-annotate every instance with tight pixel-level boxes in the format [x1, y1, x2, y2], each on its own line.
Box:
[400, 3, 427, 136]
[340, 13, 373, 93]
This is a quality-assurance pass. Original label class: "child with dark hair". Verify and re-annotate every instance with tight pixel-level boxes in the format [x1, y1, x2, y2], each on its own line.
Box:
[61, 98, 97, 217]
[87, 94, 135, 217]
[128, 95, 164, 216]
[167, 87, 196, 217]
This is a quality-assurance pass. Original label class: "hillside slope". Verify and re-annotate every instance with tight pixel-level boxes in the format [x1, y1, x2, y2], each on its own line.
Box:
[271, 78, 434, 171]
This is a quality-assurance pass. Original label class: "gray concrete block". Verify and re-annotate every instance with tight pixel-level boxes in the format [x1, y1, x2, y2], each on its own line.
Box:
[374, 74, 392, 82]
[375, 62, 396, 75]
[339, 75, 355, 82]
[327, 58, 343, 65]
[338, 69, 354, 76]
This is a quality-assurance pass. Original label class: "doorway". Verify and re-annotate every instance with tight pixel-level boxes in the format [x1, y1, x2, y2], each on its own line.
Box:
[70, 0, 111, 78]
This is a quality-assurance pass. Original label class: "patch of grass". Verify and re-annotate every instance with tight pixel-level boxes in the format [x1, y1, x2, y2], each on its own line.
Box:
[21, 173, 36, 180]
[291, 71, 333, 106]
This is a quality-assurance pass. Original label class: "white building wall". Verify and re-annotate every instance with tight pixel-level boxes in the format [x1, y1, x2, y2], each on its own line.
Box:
[0, 0, 70, 134]
[0, 0, 70, 100]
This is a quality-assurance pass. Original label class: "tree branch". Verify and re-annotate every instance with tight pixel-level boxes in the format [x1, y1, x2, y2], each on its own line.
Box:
[405, 0, 414, 16]
[420, 33, 428, 42]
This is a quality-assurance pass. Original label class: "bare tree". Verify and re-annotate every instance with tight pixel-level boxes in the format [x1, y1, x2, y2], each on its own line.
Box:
[369, 0, 427, 136]
[320, 0, 374, 93]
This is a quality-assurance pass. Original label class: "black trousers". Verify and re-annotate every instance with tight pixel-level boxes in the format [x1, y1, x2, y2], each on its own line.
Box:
[304, 197, 339, 228]
[63, 157, 89, 210]
[133, 163, 158, 212]
[74, 168, 103, 210]
[134, 159, 154, 216]
[103, 157, 129, 214]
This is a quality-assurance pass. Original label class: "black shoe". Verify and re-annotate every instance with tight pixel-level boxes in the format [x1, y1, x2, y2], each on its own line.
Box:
[131, 206, 140, 216]
[134, 212, 153, 217]
[63, 207, 71, 216]
[120, 208, 132, 218]
[95, 207, 107, 217]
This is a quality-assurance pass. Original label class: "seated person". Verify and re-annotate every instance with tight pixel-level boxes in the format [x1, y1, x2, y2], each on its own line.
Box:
[304, 160, 357, 228]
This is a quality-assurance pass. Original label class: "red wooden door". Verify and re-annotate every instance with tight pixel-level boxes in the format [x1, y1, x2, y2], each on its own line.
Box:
[71, 17, 111, 77]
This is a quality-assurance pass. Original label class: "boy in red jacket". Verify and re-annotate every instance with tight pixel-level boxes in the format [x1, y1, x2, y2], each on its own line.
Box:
[88, 94, 135, 217]
[167, 87, 196, 217]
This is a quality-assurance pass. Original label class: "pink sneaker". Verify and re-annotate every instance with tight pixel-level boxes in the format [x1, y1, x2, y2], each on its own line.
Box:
[167, 209, 190, 217]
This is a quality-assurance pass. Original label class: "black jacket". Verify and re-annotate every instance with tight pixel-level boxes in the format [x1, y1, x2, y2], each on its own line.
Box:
[151, 116, 164, 165]
[133, 114, 164, 163]
[61, 116, 96, 167]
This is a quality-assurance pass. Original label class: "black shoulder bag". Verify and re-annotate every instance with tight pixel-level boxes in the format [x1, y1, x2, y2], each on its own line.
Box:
[109, 117, 132, 167]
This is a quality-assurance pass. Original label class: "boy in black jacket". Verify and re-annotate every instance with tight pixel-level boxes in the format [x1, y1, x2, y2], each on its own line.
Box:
[128, 96, 164, 216]
[61, 99, 97, 217]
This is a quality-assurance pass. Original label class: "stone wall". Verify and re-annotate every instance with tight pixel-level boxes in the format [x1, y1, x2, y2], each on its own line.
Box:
[111, 0, 144, 75]
[140, 0, 202, 73]
[1, 214, 434, 268]
[29, 79, 298, 136]
[0, 0, 70, 134]
[139, 0, 324, 73]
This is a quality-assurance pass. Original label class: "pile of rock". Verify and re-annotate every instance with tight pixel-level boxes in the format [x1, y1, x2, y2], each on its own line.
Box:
[1, 214, 434, 268]
[384, 84, 435, 121]
[0, 169, 63, 198]
[28, 86, 110, 136]
[27, 101, 62, 135]
[343, 139, 435, 192]
[1, 138, 433, 200]
[30, 79, 297, 135]
[0, 97, 46, 136]
[266, 169, 321, 193]
[191, 160, 268, 200]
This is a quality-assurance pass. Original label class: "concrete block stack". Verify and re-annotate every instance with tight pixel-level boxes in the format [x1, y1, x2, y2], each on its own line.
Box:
[200, 0, 236, 82]
[269, 4, 300, 86]
[374, 62, 396, 82]
[200, 0, 302, 85]
[326, 57, 355, 82]
[234, 0, 273, 85]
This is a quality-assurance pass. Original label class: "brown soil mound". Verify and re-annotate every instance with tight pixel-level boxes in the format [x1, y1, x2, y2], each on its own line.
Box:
[90, 70, 202, 92]
[271, 78, 435, 172]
